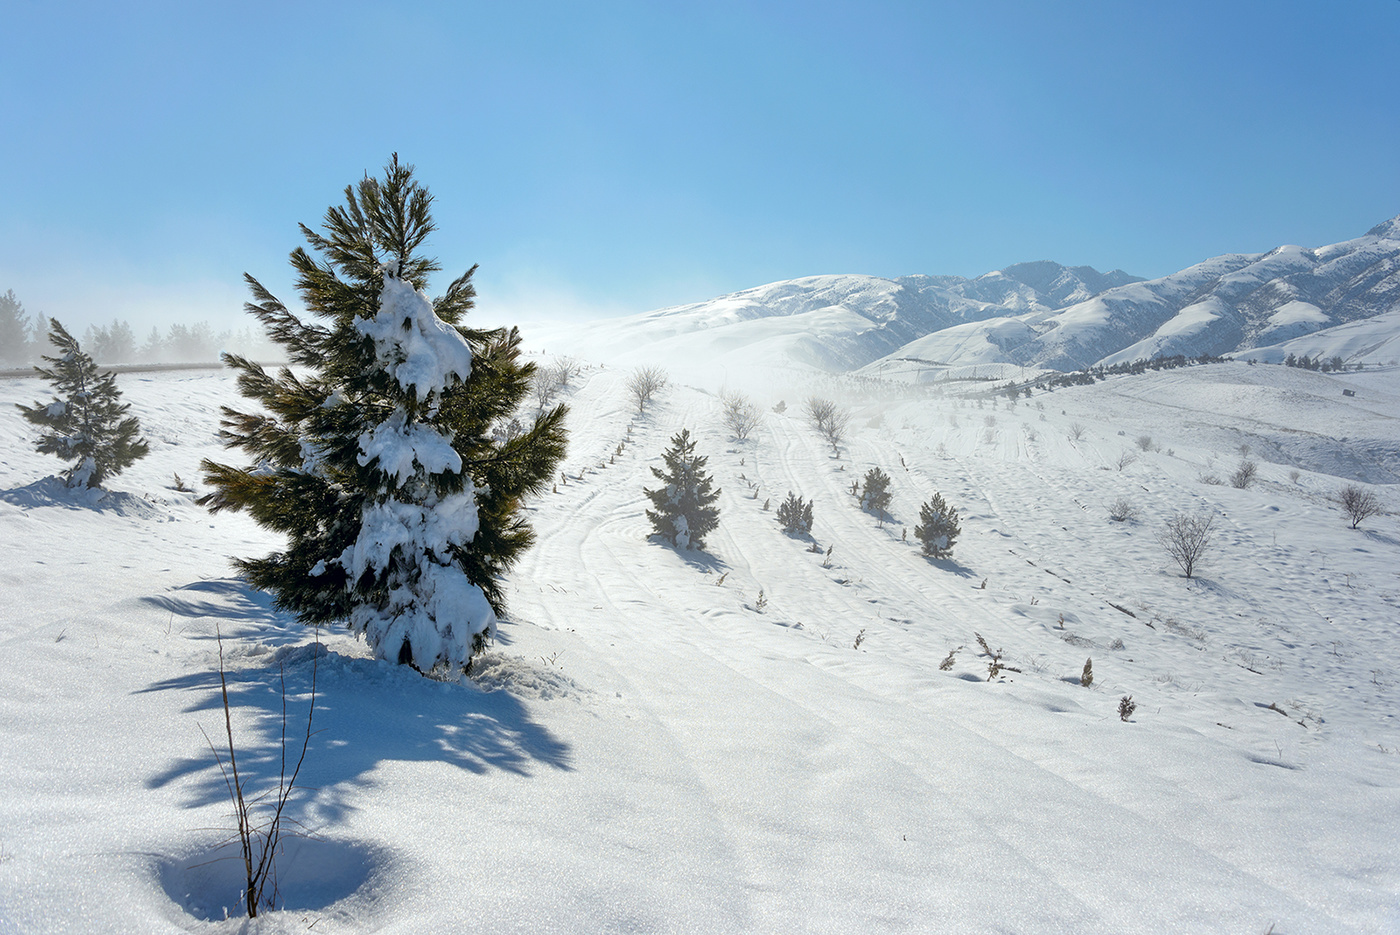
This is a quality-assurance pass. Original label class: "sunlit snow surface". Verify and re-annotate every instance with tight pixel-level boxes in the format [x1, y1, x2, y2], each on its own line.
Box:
[0, 360, 1398, 933]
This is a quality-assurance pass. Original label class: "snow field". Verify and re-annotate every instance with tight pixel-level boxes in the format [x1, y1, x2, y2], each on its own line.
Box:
[0, 360, 1397, 932]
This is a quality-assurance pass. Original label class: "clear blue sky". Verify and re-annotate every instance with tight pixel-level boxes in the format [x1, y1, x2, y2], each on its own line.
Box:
[3, 0, 1397, 333]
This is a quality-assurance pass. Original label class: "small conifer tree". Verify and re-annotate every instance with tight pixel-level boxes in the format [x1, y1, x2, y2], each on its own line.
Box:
[199, 156, 567, 674]
[17, 320, 149, 488]
[644, 428, 720, 549]
[860, 467, 892, 519]
[776, 491, 814, 535]
[914, 492, 960, 558]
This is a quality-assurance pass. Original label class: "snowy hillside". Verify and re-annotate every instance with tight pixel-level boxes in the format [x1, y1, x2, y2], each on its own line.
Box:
[535, 216, 1400, 379]
[1, 358, 1398, 933]
[529, 262, 1140, 381]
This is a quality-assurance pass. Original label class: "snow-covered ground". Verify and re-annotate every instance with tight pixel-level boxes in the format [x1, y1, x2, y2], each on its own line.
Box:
[1, 359, 1398, 933]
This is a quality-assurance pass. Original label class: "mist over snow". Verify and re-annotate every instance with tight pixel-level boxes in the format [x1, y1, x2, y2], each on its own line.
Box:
[2, 327, 1400, 931]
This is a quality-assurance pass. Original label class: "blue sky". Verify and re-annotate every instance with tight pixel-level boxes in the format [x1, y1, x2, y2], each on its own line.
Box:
[2, 0, 1397, 333]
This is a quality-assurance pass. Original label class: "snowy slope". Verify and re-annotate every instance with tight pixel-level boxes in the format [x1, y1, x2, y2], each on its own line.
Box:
[1, 358, 1398, 933]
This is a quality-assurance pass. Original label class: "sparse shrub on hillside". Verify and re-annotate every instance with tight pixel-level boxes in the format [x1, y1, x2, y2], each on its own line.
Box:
[776, 491, 814, 535]
[859, 467, 892, 521]
[1338, 484, 1382, 529]
[17, 319, 149, 489]
[1158, 511, 1215, 578]
[720, 390, 762, 440]
[914, 493, 961, 559]
[628, 366, 668, 414]
[805, 396, 850, 456]
[772, 400, 786, 414]
[1108, 497, 1139, 523]
[198, 156, 567, 674]
[1115, 450, 1138, 471]
[1069, 422, 1086, 440]
[1199, 471, 1224, 486]
[1230, 458, 1258, 489]
[1288, 469, 1301, 484]
[1118, 695, 1136, 721]
[1136, 435, 1154, 452]
[1080, 658, 1094, 687]
[644, 428, 720, 550]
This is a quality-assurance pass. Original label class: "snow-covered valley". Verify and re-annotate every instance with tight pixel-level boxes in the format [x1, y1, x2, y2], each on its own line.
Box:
[1, 358, 1398, 933]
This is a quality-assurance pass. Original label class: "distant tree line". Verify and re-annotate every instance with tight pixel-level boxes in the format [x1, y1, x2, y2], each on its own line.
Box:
[1281, 352, 1348, 372]
[1, 289, 279, 367]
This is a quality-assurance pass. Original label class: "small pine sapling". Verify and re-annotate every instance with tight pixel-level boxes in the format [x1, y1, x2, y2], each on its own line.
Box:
[643, 428, 721, 550]
[776, 491, 814, 535]
[914, 493, 961, 558]
[1118, 695, 1136, 721]
[755, 588, 767, 611]
[853, 628, 865, 650]
[859, 467, 892, 522]
[1080, 658, 1094, 687]
[17, 320, 150, 489]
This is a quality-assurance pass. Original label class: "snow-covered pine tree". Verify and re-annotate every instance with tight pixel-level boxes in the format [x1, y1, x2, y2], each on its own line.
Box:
[776, 490, 813, 536]
[914, 492, 961, 558]
[1, 290, 32, 366]
[199, 156, 567, 674]
[16, 320, 150, 488]
[644, 428, 720, 549]
[860, 467, 892, 519]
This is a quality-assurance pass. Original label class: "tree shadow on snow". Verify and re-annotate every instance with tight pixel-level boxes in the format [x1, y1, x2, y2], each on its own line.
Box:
[140, 625, 572, 822]
[647, 535, 729, 575]
[141, 578, 308, 647]
[922, 555, 978, 579]
[1361, 527, 1400, 548]
[0, 476, 166, 518]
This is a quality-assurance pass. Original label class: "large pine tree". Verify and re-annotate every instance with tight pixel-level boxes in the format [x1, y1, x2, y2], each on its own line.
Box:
[17, 320, 149, 488]
[200, 156, 567, 674]
[644, 428, 720, 550]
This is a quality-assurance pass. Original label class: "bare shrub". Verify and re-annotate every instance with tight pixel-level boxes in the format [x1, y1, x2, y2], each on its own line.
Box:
[1115, 450, 1138, 471]
[805, 396, 850, 456]
[720, 391, 762, 441]
[1157, 511, 1215, 578]
[1069, 422, 1086, 440]
[627, 366, 668, 413]
[1338, 483, 1382, 529]
[1107, 496, 1139, 522]
[1135, 435, 1154, 452]
[1230, 458, 1258, 489]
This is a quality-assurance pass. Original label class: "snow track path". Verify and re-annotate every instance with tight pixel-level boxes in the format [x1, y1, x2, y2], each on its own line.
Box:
[497, 370, 1389, 933]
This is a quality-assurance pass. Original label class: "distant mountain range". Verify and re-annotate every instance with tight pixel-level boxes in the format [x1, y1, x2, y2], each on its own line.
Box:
[535, 216, 1400, 376]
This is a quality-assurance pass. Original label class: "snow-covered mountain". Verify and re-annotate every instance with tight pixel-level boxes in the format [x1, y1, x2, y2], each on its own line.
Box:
[533, 217, 1400, 378]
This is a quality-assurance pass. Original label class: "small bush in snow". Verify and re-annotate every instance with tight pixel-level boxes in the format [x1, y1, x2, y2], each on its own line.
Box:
[1157, 511, 1215, 578]
[805, 396, 850, 456]
[1115, 450, 1138, 471]
[1108, 496, 1139, 523]
[1135, 435, 1154, 452]
[643, 428, 721, 550]
[859, 467, 892, 521]
[17, 320, 150, 489]
[1069, 422, 1086, 440]
[1230, 458, 1258, 489]
[776, 491, 814, 535]
[914, 493, 961, 559]
[1338, 484, 1382, 529]
[1080, 658, 1094, 687]
[628, 366, 668, 414]
[720, 391, 762, 440]
[1118, 695, 1136, 721]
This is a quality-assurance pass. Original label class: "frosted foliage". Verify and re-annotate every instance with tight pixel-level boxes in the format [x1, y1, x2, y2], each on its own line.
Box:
[357, 407, 462, 486]
[339, 489, 493, 667]
[356, 274, 473, 401]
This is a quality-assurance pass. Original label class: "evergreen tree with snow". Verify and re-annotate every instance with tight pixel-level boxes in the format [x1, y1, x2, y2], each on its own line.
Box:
[914, 492, 960, 559]
[860, 467, 892, 520]
[644, 428, 720, 550]
[776, 491, 813, 536]
[199, 156, 567, 674]
[17, 320, 149, 488]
